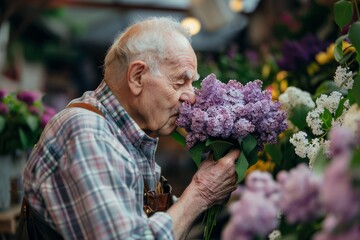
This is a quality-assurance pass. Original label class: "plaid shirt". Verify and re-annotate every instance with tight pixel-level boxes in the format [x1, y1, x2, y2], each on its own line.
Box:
[23, 81, 174, 239]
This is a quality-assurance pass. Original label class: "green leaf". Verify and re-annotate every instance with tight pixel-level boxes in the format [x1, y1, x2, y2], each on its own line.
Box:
[281, 234, 298, 240]
[171, 130, 186, 147]
[247, 148, 259, 166]
[0, 115, 5, 133]
[25, 115, 39, 132]
[351, 148, 360, 187]
[320, 108, 333, 131]
[242, 134, 257, 155]
[313, 146, 329, 176]
[289, 104, 312, 130]
[348, 75, 360, 105]
[334, 35, 348, 62]
[19, 128, 28, 149]
[349, 21, 360, 54]
[265, 143, 283, 166]
[314, 81, 346, 99]
[335, 97, 348, 119]
[207, 139, 234, 161]
[189, 141, 206, 167]
[334, 0, 353, 30]
[235, 152, 249, 183]
[350, 147, 360, 169]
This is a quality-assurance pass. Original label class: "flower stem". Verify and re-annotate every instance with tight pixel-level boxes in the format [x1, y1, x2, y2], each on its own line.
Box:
[203, 205, 221, 240]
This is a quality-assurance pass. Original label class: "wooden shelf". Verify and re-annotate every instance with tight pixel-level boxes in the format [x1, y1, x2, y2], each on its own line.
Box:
[0, 205, 21, 234]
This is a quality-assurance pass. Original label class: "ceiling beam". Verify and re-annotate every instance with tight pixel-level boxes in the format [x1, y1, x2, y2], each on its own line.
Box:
[35, 0, 188, 13]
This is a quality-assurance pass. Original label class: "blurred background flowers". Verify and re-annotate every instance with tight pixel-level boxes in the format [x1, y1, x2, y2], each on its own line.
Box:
[0, 89, 56, 155]
[1, 0, 360, 238]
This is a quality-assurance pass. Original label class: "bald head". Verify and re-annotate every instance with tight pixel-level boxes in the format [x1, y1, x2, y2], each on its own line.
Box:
[104, 17, 192, 83]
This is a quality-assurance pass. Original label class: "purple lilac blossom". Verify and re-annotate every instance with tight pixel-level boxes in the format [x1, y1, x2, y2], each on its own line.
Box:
[315, 126, 360, 239]
[43, 106, 56, 116]
[16, 90, 41, 105]
[40, 106, 56, 128]
[277, 34, 327, 72]
[0, 103, 8, 114]
[223, 171, 280, 240]
[328, 126, 356, 159]
[321, 152, 360, 223]
[0, 89, 7, 100]
[245, 171, 281, 207]
[176, 74, 288, 148]
[28, 105, 40, 115]
[314, 216, 360, 240]
[277, 164, 323, 224]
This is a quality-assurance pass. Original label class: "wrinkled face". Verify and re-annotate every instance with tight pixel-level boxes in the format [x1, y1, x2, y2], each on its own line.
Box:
[141, 36, 198, 137]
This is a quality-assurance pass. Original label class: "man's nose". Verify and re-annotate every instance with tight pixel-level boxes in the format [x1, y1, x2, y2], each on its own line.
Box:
[180, 87, 196, 104]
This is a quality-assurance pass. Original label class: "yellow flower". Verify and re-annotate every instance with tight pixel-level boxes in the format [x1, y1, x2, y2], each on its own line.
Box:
[326, 43, 335, 58]
[280, 79, 288, 92]
[246, 159, 275, 176]
[316, 42, 355, 65]
[276, 71, 288, 82]
[342, 41, 355, 54]
[262, 64, 271, 79]
[307, 62, 320, 76]
[270, 83, 280, 100]
[315, 52, 329, 65]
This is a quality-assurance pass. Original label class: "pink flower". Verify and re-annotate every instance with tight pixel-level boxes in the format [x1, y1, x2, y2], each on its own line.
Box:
[16, 90, 41, 105]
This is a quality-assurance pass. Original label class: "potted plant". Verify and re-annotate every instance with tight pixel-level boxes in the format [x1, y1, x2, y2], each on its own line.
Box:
[0, 89, 56, 210]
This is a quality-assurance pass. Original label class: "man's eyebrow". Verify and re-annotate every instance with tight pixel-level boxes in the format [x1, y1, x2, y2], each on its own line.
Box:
[194, 73, 200, 81]
[184, 70, 200, 82]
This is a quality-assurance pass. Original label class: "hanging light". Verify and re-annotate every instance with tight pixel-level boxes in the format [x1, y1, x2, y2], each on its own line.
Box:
[181, 17, 201, 35]
[229, 0, 243, 12]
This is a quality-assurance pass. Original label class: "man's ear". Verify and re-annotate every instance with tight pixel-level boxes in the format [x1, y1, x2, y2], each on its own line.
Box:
[127, 61, 147, 95]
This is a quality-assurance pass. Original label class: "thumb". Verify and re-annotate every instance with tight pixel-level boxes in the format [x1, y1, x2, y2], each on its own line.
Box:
[218, 149, 240, 165]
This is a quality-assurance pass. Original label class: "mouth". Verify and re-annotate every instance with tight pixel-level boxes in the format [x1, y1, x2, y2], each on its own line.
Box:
[171, 111, 179, 118]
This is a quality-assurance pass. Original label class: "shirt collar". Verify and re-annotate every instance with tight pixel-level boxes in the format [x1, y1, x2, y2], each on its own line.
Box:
[94, 80, 158, 148]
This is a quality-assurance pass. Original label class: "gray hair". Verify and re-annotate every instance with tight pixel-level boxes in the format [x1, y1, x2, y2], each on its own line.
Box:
[104, 17, 192, 81]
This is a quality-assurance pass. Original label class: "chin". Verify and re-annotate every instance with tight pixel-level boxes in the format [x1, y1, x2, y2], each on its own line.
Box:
[158, 125, 177, 136]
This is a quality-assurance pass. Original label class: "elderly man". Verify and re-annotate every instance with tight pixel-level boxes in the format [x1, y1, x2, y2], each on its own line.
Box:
[20, 17, 239, 239]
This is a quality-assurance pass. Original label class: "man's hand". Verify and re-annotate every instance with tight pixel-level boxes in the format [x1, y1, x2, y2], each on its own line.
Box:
[191, 149, 240, 209]
[166, 149, 240, 240]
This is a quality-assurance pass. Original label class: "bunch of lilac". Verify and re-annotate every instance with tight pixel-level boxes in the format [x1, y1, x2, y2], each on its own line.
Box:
[222, 171, 281, 240]
[223, 124, 360, 239]
[314, 126, 360, 240]
[277, 164, 323, 224]
[176, 74, 288, 149]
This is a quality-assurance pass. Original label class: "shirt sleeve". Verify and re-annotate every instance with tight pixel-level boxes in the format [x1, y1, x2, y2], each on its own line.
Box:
[40, 120, 174, 239]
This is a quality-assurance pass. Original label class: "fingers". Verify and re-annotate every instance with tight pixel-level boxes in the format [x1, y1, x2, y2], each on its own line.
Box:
[219, 149, 240, 164]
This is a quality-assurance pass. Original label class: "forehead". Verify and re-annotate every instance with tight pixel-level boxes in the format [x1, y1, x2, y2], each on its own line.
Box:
[162, 37, 198, 78]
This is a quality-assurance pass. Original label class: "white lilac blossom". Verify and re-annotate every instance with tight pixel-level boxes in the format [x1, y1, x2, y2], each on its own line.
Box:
[332, 99, 350, 127]
[343, 104, 360, 135]
[277, 164, 323, 224]
[289, 132, 325, 168]
[176, 74, 288, 149]
[306, 108, 325, 135]
[289, 131, 309, 158]
[306, 91, 345, 136]
[222, 171, 280, 240]
[278, 86, 315, 112]
[268, 230, 281, 240]
[315, 91, 343, 114]
[334, 65, 353, 90]
[307, 138, 324, 168]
